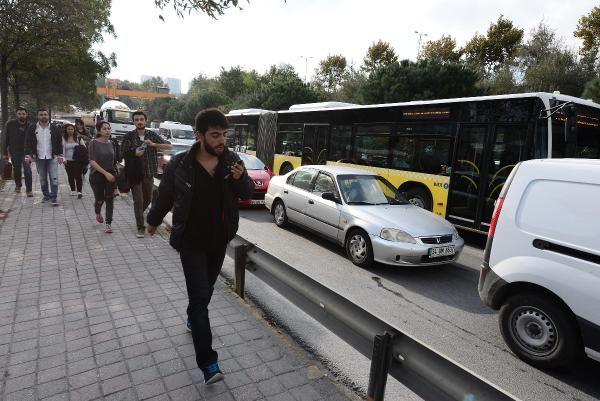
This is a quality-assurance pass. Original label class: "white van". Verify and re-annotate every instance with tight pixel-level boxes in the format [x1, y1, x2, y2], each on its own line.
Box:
[158, 122, 195, 146]
[479, 159, 600, 369]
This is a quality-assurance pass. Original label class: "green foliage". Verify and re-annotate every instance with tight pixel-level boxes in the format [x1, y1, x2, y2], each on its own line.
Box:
[582, 77, 600, 102]
[361, 60, 481, 103]
[464, 15, 523, 72]
[153, 0, 243, 19]
[363, 40, 398, 73]
[313, 54, 348, 93]
[141, 76, 168, 92]
[421, 35, 463, 63]
[574, 6, 600, 57]
[253, 64, 322, 111]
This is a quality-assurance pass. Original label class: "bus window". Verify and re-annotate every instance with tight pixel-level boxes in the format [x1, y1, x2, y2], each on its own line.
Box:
[277, 124, 303, 157]
[354, 125, 391, 167]
[417, 138, 451, 175]
[483, 124, 528, 223]
[247, 125, 257, 151]
[576, 125, 600, 158]
[391, 136, 415, 170]
[329, 125, 353, 163]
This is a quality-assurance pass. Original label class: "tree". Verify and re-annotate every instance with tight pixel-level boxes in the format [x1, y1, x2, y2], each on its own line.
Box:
[254, 64, 322, 110]
[519, 23, 595, 96]
[0, 0, 114, 123]
[582, 77, 600, 102]
[363, 40, 398, 73]
[463, 15, 523, 72]
[313, 54, 348, 93]
[338, 66, 367, 104]
[361, 59, 481, 104]
[141, 76, 168, 92]
[216, 66, 259, 101]
[187, 73, 219, 96]
[574, 6, 600, 58]
[421, 35, 463, 63]
[153, 0, 244, 19]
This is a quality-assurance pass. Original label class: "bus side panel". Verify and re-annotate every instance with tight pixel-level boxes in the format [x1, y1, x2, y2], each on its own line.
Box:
[274, 155, 302, 175]
[327, 161, 450, 216]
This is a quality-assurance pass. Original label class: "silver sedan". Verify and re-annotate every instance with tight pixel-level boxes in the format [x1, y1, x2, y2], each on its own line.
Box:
[264, 165, 464, 268]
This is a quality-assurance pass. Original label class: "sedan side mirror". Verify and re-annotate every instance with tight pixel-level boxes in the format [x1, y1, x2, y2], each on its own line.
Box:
[322, 192, 340, 203]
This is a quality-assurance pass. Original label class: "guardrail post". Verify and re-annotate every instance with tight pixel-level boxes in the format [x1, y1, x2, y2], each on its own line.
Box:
[367, 332, 394, 401]
[233, 244, 247, 299]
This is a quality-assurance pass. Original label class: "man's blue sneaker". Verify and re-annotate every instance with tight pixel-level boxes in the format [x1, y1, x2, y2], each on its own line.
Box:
[42, 197, 50, 203]
[201, 362, 224, 384]
[186, 318, 192, 333]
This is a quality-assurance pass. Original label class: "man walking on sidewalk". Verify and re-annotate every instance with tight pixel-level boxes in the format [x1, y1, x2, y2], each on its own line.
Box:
[1, 107, 33, 196]
[121, 111, 171, 238]
[147, 108, 254, 384]
[24, 108, 64, 205]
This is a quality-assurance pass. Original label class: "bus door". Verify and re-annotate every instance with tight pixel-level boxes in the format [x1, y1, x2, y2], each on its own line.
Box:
[302, 124, 329, 165]
[447, 124, 491, 230]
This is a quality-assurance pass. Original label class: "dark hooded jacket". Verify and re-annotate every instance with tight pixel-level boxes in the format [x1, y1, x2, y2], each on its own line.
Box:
[147, 141, 254, 250]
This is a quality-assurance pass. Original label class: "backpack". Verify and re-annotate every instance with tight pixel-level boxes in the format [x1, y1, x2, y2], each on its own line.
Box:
[72, 137, 89, 164]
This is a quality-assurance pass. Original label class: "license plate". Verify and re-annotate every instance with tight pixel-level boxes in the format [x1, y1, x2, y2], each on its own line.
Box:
[249, 199, 265, 205]
[428, 246, 455, 258]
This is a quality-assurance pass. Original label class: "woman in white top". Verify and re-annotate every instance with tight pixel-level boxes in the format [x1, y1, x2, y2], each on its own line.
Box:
[62, 124, 86, 198]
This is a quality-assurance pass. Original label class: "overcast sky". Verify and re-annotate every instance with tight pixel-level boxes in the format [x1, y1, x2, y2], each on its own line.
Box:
[94, 0, 597, 93]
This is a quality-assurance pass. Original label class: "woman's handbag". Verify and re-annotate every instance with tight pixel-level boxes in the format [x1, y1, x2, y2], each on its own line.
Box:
[73, 138, 89, 164]
[116, 164, 130, 193]
[2, 160, 13, 180]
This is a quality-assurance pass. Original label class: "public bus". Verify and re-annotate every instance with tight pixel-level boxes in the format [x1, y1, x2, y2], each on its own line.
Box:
[226, 93, 600, 233]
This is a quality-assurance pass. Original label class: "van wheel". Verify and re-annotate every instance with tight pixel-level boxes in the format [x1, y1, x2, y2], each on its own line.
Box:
[404, 187, 432, 211]
[345, 229, 374, 268]
[272, 200, 288, 228]
[499, 293, 581, 369]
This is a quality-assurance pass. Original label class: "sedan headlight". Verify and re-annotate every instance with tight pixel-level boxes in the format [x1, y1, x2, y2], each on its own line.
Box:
[452, 227, 460, 241]
[380, 228, 416, 244]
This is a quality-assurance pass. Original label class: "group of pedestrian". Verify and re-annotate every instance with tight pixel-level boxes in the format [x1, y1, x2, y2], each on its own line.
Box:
[2, 105, 256, 385]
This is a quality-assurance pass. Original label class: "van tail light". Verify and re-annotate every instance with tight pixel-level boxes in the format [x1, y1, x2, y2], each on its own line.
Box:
[488, 197, 504, 240]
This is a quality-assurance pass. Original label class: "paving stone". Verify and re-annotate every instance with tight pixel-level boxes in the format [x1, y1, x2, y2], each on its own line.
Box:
[163, 371, 193, 391]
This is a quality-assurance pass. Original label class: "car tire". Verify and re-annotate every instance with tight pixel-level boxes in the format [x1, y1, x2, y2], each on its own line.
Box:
[345, 229, 374, 268]
[279, 162, 293, 175]
[272, 200, 288, 228]
[499, 293, 582, 369]
[404, 186, 432, 211]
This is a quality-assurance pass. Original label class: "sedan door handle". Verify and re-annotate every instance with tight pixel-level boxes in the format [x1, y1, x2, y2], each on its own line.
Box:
[283, 190, 288, 194]
[308, 199, 314, 204]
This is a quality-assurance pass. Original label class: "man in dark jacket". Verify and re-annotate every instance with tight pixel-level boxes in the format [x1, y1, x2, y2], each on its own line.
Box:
[1, 107, 33, 196]
[147, 108, 253, 384]
[24, 108, 64, 205]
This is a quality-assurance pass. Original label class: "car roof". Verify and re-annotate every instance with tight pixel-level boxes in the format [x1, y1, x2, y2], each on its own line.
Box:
[299, 165, 378, 176]
[236, 152, 259, 160]
[523, 158, 600, 167]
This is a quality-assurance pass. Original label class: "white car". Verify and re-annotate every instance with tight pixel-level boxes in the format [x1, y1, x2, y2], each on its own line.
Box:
[265, 165, 464, 268]
[479, 159, 600, 368]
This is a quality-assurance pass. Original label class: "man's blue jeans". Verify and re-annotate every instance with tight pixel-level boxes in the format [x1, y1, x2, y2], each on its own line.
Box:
[36, 158, 59, 200]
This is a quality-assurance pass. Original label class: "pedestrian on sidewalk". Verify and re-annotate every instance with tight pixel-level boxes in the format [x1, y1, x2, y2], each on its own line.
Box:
[147, 108, 254, 384]
[24, 108, 64, 206]
[62, 124, 86, 198]
[88, 121, 116, 233]
[1, 106, 33, 196]
[121, 110, 171, 238]
[75, 118, 91, 178]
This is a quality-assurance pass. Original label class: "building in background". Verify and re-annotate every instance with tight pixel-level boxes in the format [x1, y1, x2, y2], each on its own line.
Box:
[165, 77, 182, 96]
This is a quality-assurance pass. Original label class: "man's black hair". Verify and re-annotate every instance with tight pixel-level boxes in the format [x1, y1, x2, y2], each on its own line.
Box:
[15, 106, 27, 113]
[37, 107, 49, 114]
[195, 108, 228, 134]
[132, 110, 147, 120]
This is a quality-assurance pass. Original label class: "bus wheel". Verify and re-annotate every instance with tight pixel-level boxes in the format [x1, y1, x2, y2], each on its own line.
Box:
[404, 187, 432, 211]
[279, 163, 293, 175]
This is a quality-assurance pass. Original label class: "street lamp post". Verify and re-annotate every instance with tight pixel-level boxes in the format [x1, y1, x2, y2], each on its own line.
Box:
[414, 30, 428, 59]
[300, 55, 313, 83]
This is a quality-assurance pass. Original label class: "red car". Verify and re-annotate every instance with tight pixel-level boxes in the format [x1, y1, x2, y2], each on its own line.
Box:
[236, 152, 273, 207]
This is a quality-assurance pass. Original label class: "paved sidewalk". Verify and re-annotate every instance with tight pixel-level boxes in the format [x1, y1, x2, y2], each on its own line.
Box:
[0, 167, 357, 401]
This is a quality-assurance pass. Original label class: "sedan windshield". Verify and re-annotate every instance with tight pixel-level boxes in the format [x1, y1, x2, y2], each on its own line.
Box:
[237, 153, 266, 170]
[337, 175, 408, 205]
[172, 129, 195, 140]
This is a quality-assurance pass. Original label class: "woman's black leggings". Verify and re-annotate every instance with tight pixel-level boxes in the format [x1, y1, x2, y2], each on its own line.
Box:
[64, 161, 83, 192]
[89, 171, 115, 224]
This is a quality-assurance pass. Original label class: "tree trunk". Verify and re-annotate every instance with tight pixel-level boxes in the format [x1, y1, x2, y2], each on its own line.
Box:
[0, 54, 9, 127]
[11, 79, 21, 107]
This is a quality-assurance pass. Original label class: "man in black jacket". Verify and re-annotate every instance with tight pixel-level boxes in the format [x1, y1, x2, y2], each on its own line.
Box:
[147, 108, 253, 384]
[24, 108, 64, 205]
[1, 107, 33, 196]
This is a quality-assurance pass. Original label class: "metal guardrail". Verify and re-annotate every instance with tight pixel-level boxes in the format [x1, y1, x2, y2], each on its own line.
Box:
[227, 236, 518, 401]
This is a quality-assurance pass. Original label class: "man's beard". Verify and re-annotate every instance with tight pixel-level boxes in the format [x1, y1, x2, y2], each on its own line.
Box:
[17, 118, 26, 123]
[203, 141, 224, 156]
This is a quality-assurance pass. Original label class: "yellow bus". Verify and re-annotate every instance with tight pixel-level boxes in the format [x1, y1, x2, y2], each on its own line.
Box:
[227, 93, 600, 233]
